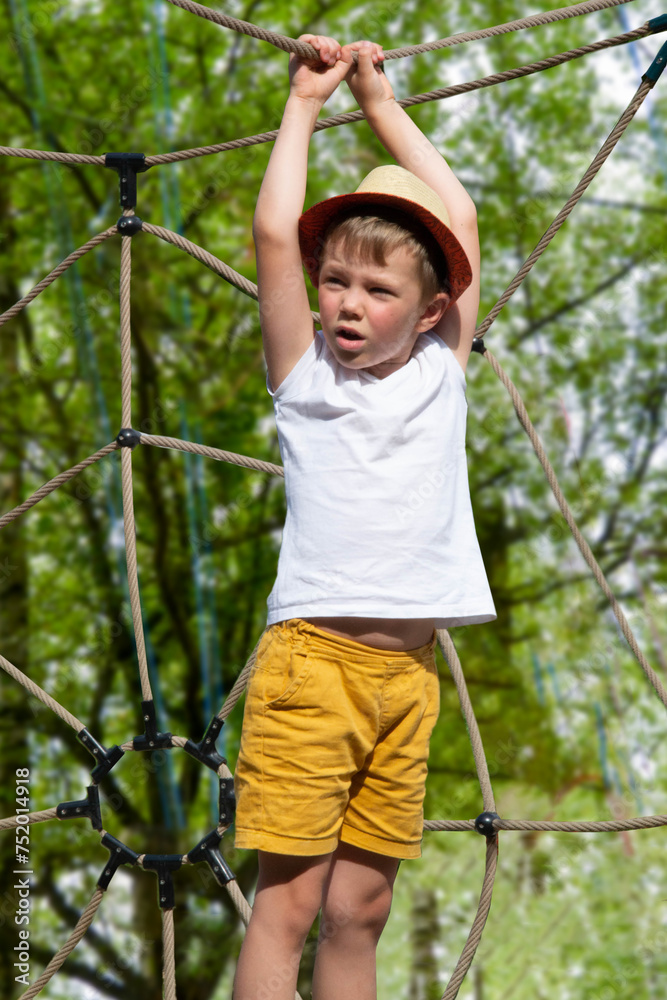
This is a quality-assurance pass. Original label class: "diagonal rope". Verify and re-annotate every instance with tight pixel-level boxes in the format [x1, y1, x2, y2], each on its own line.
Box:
[0, 444, 119, 528]
[0, 229, 117, 327]
[0, 654, 87, 732]
[145, 23, 654, 165]
[1, 22, 658, 169]
[442, 838, 498, 1000]
[225, 877, 253, 926]
[142, 222, 259, 298]
[118, 227, 152, 703]
[140, 434, 283, 478]
[437, 630, 495, 814]
[482, 348, 667, 709]
[162, 0, 639, 62]
[475, 76, 653, 338]
[217, 637, 262, 721]
[18, 887, 105, 1000]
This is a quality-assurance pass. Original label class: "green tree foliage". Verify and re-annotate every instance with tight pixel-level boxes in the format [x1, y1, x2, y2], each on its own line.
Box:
[1, 0, 666, 997]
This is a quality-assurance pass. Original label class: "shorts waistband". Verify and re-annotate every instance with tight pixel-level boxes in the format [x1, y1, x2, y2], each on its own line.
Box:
[271, 618, 436, 665]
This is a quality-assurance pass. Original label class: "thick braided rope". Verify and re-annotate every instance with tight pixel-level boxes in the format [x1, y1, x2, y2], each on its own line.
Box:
[0, 146, 104, 165]
[163, 909, 177, 1000]
[132, 225, 326, 322]
[482, 348, 667, 710]
[0, 808, 59, 831]
[0, 24, 651, 169]
[425, 815, 667, 832]
[142, 222, 259, 299]
[140, 434, 283, 478]
[163, 0, 636, 62]
[437, 630, 495, 814]
[475, 77, 653, 338]
[118, 231, 152, 703]
[0, 654, 86, 732]
[442, 837, 498, 1000]
[0, 229, 117, 327]
[145, 24, 651, 165]
[225, 878, 253, 926]
[0, 444, 118, 529]
[18, 887, 105, 1000]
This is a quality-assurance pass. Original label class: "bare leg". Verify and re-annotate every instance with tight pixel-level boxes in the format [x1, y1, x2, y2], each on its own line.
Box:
[312, 843, 400, 1000]
[233, 851, 332, 1000]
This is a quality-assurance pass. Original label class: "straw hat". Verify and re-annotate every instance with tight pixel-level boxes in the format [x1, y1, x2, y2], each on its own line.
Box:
[298, 165, 472, 301]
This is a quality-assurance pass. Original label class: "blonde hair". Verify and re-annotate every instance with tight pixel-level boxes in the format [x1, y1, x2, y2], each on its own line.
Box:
[321, 211, 451, 301]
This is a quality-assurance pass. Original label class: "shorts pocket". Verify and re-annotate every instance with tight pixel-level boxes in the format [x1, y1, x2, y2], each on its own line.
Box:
[265, 646, 315, 709]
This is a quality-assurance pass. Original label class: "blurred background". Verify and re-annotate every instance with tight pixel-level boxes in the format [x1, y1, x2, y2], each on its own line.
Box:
[1, 0, 666, 997]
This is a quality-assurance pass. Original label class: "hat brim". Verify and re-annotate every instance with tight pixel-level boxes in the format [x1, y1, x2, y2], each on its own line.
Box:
[298, 191, 473, 302]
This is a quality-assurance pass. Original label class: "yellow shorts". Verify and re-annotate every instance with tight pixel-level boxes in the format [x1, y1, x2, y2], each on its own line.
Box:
[234, 618, 440, 860]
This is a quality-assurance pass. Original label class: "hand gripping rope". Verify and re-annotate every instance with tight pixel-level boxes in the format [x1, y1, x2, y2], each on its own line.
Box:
[1, 3, 667, 998]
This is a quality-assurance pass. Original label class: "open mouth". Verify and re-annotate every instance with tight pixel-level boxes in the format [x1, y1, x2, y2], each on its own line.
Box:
[335, 328, 364, 349]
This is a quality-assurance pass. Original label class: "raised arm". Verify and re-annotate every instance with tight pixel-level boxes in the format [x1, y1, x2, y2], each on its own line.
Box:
[254, 35, 351, 391]
[344, 42, 480, 372]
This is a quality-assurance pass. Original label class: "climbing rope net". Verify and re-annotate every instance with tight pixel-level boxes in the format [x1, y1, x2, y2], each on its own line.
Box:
[1, 0, 667, 997]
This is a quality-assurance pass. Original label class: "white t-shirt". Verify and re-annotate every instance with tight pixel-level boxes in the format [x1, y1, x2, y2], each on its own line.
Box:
[266, 330, 496, 628]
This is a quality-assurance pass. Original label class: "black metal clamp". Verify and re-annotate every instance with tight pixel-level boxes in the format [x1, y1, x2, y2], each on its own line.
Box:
[184, 716, 226, 772]
[143, 854, 183, 909]
[187, 829, 235, 887]
[98, 833, 140, 890]
[104, 152, 149, 233]
[133, 700, 173, 752]
[57, 784, 103, 831]
[77, 727, 125, 783]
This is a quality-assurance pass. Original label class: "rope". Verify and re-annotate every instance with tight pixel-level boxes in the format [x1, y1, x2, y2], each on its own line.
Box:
[0, 10, 664, 1000]
[475, 76, 653, 338]
[0, 24, 653, 170]
[437, 631, 495, 814]
[0, 654, 87, 732]
[18, 886, 105, 1000]
[425, 815, 667, 832]
[0, 229, 117, 327]
[163, 0, 638, 62]
[442, 838, 498, 1000]
[217, 639, 261, 721]
[118, 230, 153, 703]
[0, 808, 58, 831]
[482, 348, 667, 710]
[163, 909, 177, 1000]
[146, 24, 652, 165]
[225, 878, 253, 926]
[140, 434, 283, 478]
[142, 222, 259, 299]
[0, 444, 118, 528]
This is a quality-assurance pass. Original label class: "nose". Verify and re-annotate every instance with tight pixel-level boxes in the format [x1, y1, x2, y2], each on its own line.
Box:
[339, 286, 363, 317]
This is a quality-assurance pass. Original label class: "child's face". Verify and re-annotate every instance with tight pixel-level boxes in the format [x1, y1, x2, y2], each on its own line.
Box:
[317, 244, 446, 379]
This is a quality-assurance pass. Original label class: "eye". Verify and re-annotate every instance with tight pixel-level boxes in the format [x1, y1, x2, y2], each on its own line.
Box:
[370, 286, 392, 296]
[323, 275, 345, 287]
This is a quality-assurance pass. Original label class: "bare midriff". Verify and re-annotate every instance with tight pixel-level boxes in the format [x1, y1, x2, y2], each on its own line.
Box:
[304, 617, 435, 652]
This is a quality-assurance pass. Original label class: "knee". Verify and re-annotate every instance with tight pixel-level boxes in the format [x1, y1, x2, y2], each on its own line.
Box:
[321, 882, 393, 943]
[256, 877, 323, 947]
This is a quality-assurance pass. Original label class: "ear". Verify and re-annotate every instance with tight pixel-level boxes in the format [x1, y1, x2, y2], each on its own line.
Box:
[416, 292, 451, 332]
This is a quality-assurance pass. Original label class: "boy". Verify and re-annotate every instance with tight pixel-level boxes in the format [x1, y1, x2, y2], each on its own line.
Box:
[232, 35, 496, 1000]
